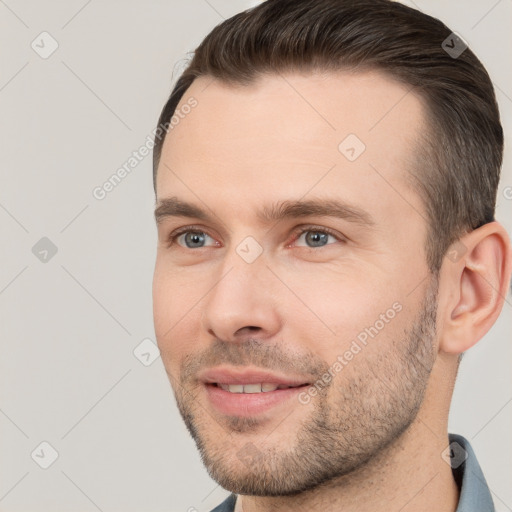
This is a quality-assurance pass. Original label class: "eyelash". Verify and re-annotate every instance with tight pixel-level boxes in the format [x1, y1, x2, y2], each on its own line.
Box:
[166, 225, 344, 249]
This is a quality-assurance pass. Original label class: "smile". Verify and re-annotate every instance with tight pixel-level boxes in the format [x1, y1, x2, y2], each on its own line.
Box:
[215, 383, 305, 393]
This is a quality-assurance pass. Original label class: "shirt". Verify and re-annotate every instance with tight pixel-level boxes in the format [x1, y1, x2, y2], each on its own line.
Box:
[209, 433, 495, 512]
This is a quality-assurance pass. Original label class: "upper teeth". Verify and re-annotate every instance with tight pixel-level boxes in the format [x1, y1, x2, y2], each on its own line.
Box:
[218, 383, 296, 393]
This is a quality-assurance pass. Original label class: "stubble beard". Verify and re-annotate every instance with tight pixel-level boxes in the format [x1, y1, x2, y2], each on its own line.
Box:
[172, 276, 439, 496]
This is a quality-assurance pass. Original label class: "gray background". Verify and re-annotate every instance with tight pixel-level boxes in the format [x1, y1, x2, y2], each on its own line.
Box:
[0, 1, 510, 511]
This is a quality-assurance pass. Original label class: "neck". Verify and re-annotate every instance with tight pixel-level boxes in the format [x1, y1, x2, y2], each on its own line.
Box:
[238, 420, 459, 512]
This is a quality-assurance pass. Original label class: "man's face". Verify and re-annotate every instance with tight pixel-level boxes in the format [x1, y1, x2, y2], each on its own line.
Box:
[153, 70, 439, 495]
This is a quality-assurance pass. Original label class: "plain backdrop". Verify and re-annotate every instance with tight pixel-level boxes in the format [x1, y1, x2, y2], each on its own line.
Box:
[0, 1, 511, 511]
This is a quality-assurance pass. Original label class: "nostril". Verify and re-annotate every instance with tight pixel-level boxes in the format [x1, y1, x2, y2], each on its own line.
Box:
[234, 326, 262, 336]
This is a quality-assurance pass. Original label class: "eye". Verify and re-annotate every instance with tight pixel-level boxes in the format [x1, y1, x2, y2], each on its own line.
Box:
[166, 225, 344, 250]
[167, 228, 218, 249]
[291, 226, 343, 248]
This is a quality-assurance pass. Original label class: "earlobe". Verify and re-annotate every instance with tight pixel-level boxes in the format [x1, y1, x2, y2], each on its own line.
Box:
[438, 222, 512, 355]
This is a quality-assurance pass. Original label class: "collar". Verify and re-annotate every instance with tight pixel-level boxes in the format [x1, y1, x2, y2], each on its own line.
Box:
[450, 433, 495, 512]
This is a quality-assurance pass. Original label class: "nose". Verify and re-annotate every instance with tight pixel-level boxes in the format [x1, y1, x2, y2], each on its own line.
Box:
[201, 251, 282, 343]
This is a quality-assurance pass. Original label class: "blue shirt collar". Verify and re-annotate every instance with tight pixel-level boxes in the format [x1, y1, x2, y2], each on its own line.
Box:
[450, 433, 495, 512]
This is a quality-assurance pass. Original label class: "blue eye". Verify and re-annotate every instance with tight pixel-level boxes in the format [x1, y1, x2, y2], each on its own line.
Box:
[293, 228, 340, 248]
[170, 230, 216, 249]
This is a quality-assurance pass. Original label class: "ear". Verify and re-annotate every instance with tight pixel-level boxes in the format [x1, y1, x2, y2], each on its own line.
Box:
[438, 221, 512, 354]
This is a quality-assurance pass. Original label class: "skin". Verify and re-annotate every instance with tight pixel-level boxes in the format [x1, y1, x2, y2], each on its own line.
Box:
[152, 70, 512, 512]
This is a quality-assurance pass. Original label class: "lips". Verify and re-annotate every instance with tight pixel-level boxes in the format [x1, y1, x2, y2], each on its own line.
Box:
[217, 382, 303, 393]
[198, 367, 313, 416]
[198, 366, 311, 417]
[198, 366, 311, 388]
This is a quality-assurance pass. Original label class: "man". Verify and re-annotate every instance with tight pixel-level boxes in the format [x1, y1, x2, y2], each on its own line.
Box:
[151, 1, 511, 511]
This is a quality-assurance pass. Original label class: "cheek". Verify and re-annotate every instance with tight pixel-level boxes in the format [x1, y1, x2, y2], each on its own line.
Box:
[152, 264, 172, 338]
[152, 262, 206, 366]
[278, 266, 402, 352]
[153, 258, 206, 323]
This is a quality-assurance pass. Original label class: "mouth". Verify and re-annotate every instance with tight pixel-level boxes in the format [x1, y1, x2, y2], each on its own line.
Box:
[209, 382, 308, 393]
[199, 367, 312, 417]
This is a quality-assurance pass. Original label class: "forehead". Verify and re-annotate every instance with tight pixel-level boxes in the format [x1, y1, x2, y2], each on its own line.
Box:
[156, 70, 427, 229]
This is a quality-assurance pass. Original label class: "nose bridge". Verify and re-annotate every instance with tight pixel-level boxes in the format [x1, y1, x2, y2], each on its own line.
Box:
[215, 230, 270, 294]
[201, 239, 281, 340]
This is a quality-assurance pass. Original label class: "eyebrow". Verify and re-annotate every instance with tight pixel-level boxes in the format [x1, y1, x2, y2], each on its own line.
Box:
[155, 196, 375, 228]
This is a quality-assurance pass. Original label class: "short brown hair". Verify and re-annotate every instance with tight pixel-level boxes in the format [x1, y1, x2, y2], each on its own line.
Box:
[153, 0, 503, 272]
